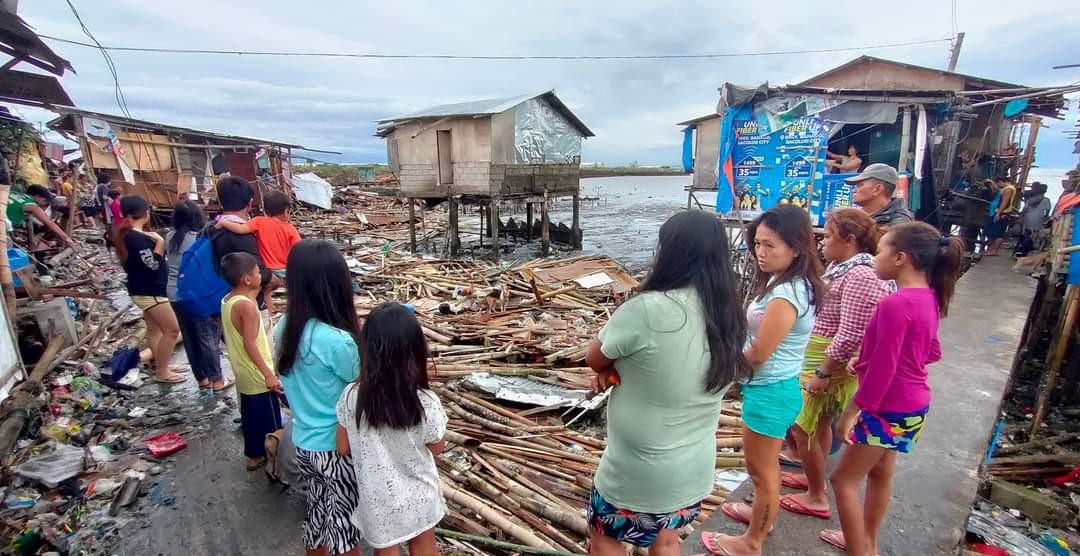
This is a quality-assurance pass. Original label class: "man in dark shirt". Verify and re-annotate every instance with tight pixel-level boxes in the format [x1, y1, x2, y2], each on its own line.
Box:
[210, 176, 279, 307]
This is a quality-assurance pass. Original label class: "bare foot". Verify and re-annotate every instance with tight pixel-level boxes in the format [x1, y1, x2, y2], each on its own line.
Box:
[701, 532, 760, 556]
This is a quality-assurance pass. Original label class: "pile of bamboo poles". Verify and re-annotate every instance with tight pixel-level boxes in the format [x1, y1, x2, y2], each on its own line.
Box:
[431, 383, 745, 555]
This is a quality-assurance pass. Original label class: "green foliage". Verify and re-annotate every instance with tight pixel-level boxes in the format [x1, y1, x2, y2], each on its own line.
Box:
[292, 162, 390, 186]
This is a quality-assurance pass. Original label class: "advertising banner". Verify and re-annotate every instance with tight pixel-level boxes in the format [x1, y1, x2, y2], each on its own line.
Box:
[727, 116, 829, 220]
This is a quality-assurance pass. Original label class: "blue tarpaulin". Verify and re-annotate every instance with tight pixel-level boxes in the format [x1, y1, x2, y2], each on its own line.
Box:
[682, 126, 695, 174]
[716, 103, 752, 214]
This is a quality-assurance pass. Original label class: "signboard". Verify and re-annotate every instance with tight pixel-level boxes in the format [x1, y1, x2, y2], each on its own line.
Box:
[727, 116, 829, 219]
[811, 173, 858, 227]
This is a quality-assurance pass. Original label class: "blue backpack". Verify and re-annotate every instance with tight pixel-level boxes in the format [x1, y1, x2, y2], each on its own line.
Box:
[175, 233, 230, 318]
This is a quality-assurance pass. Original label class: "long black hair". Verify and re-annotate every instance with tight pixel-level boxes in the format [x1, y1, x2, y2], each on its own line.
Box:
[639, 210, 751, 392]
[276, 239, 362, 376]
[168, 200, 206, 255]
[746, 204, 827, 311]
[355, 302, 431, 429]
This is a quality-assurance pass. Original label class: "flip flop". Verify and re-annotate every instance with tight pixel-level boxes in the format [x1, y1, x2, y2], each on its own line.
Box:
[820, 530, 846, 551]
[700, 532, 738, 556]
[720, 503, 774, 533]
[263, 432, 286, 485]
[780, 471, 809, 490]
[779, 453, 803, 468]
[197, 380, 211, 390]
[212, 378, 236, 393]
[245, 458, 266, 471]
[152, 374, 187, 384]
[779, 494, 832, 519]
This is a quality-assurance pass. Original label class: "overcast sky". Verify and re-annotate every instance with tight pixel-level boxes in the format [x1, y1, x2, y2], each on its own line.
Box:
[8, 0, 1080, 171]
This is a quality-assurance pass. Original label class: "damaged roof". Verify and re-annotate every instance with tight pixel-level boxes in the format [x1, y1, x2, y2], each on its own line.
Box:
[47, 107, 340, 154]
[376, 90, 594, 138]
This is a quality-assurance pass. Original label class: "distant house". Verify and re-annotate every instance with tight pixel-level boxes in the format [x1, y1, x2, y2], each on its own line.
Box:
[376, 90, 594, 255]
[48, 108, 334, 209]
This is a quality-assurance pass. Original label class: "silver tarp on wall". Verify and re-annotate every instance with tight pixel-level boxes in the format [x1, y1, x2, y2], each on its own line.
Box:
[513, 98, 582, 163]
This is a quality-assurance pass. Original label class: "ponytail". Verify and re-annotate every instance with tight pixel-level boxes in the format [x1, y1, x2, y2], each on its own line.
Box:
[930, 236, 963, 317]
[887, 222, 964, 317]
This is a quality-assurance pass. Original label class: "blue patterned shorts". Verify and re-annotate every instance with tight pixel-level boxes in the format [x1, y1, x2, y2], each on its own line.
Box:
[586, 487, 701, 548]
[849, 407, 929, 453]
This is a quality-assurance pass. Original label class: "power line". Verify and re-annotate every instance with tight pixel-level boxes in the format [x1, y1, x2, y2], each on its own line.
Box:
[64, 0, 131, 119]
[38, 34, 954, 61]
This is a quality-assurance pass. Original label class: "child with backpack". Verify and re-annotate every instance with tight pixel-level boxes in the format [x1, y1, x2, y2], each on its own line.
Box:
[220, 252, 283, 470]
[820, 223, 963, 556]
[214, 191, 300, 280]
[336, 302, 447, 556]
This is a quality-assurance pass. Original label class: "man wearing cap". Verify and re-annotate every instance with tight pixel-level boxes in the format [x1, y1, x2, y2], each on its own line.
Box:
[847, 163, 913, 228]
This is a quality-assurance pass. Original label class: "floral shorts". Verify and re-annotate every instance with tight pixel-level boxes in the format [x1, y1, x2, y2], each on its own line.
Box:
[586, 487, 700, 548]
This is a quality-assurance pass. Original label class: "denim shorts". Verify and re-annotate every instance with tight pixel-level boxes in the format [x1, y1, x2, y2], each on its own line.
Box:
[741, 377, 803, 439]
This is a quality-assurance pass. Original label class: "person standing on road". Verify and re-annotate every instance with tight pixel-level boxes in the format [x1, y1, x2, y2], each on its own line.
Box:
[778, 208, 891, 521]
[703, 204, 825, 556]
[848, 163, 913, 229]
[166, 200, 230, 392]
[585, 210, 750, 556]
[276, 239, 363, 556]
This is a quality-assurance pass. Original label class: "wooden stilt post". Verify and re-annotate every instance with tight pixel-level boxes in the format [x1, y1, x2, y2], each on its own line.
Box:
[526, 202, 534, 241]
[479, 202, 485, 248]
[571, 192, 582, 250]
[407, 197, 417, 253]
[491, 198, 501, 259]
[541, 190, 550, 257]
[448, 195, 460, 257]
[1031, 285, 1080, 435]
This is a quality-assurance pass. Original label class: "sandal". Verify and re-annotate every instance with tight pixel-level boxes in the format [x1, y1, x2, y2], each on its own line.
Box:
[245, 457, 266, 471]
[779, 494, 832, 519]
[781, 471, 809, 490]
[819, 530, 877, 555]
[197, 380, 211, 390]
[700, 532, 740, 556]
[720, 503, 774, 533]
[212, 378, 236, 393]
[152, 373, 187, 384]
[779, 453, 802, 468]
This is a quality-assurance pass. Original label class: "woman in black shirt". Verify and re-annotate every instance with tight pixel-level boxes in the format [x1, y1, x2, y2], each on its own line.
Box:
[118, 195, 186, 384]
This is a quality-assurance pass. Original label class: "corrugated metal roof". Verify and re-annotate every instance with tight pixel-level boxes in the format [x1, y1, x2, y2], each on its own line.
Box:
[377, 90, 594, 137]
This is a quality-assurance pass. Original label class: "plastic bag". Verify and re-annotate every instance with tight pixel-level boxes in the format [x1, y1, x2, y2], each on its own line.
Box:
[14, 444, 85, 487]
[143, 433, 187, 457]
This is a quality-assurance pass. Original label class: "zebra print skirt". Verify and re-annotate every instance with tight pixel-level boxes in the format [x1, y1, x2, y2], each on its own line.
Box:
[295, 448, 362, 553]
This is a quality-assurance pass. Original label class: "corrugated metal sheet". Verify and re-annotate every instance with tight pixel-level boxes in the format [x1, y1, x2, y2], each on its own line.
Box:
[377, 90, 594, 138]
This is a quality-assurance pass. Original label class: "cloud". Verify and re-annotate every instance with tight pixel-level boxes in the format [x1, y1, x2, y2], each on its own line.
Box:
[8, 0, 1079, 166]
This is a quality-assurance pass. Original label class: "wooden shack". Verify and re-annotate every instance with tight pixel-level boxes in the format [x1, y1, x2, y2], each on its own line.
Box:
[47, 108, 332, 210]
[376, 90, 594, 256]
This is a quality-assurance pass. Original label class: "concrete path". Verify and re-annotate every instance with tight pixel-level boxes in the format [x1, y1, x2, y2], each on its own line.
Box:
[684, 256, 1035, 555]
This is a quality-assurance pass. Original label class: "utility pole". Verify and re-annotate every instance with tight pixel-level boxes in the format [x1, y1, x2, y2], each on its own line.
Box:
[947, 32, 965, 72]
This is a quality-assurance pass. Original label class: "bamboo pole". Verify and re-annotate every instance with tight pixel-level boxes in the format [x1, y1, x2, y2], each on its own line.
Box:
[434, 529, 576, 556]
[441, 482, 555, 550]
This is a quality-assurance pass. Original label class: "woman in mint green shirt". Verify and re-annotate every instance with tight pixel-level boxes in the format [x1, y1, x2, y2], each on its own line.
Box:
[275, 239, 362, 556]
[703, 205, 826, 556]
[585, 210, 750, 554]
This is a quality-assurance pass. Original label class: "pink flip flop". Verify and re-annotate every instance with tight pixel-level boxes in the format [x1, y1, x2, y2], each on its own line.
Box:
[720, 503, 775, 533]
[819, 530, 879, 556]
[780, 494, 832, 519]
[780, 471, 809, 490]
[700, 532, 738, 555]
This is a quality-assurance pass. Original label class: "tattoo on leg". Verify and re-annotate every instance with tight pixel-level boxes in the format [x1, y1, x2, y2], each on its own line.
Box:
[759, 503, 772, 533]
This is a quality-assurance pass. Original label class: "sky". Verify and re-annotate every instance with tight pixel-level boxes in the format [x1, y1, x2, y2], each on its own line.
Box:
[6, 0, 1080, 174]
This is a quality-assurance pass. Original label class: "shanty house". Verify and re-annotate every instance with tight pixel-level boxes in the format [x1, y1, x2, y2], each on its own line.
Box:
[376, 90, 594, 255]
[47, 108, 332, 209]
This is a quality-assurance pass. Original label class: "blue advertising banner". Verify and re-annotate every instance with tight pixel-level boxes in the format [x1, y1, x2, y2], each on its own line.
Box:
[726, 116, 829, 221]
[811, 173, 859, 227]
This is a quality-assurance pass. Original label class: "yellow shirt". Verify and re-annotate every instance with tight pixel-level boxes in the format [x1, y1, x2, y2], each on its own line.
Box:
[221, 294, 274, 395]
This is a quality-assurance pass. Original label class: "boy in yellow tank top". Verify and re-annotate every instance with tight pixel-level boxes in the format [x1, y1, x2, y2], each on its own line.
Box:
[220, 252, 283, 469]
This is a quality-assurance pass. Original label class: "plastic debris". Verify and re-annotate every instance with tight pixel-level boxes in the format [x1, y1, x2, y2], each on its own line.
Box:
[143, 433, 187, 457]
[13, 444, 86, 488]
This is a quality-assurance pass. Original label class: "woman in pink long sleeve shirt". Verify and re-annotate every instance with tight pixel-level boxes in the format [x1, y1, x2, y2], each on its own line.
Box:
[820, 223, 964, 556]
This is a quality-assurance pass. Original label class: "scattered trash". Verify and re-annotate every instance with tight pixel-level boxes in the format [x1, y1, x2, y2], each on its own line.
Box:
[715, 470, 750, 492]
[3, 489, 42, 509]
[14, 444, 86, 488]
[967, 509, 1057, 556]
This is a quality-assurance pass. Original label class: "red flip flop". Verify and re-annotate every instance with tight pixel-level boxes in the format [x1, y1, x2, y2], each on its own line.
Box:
[781, 471, 809, 490]
[780, 494, 832, 519]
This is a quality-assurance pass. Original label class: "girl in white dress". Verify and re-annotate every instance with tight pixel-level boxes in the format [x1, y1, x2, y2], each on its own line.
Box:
[335, 302, 447, 556]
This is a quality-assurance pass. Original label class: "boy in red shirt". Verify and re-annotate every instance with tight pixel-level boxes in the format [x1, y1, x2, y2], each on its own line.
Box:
[215, 191, 301, 280]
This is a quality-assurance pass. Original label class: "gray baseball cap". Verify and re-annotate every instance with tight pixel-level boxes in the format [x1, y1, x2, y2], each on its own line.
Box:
[844, 163, 898, 186]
